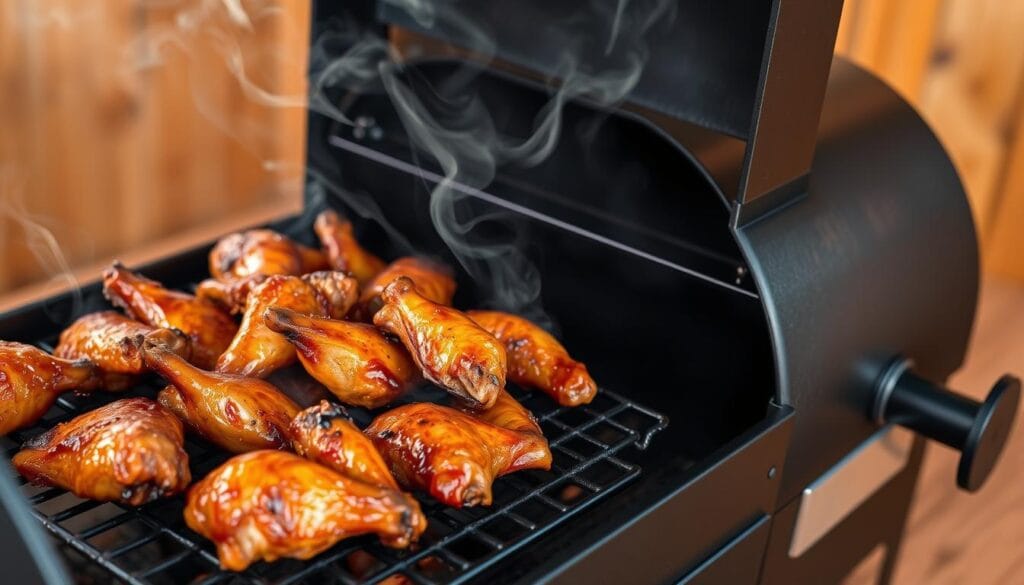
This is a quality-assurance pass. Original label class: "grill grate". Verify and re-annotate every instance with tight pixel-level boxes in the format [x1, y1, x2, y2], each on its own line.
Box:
[4, 339, 666, 585]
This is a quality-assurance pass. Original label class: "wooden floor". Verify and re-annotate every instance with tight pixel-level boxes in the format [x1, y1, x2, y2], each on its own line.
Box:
[886, 277, 1024, 584]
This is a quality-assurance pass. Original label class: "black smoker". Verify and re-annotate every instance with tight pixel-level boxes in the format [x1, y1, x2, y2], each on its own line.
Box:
[0, 1, 1019, 584]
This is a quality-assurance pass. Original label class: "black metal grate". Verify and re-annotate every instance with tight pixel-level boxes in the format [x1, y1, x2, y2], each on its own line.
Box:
[4, 339, 666, 585]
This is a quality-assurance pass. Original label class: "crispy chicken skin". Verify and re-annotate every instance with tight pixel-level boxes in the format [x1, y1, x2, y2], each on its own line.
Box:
[301, 271, 360, 319]
[55, 312, 191, 391]
[366, 399, 551, 507]
[314, 210, 385, 286]
[142, 340, 300, 453]
[185, 450, 426, 571]
[289, 401, 400, 490]
[13, 398, 190, 505]
[194, 275, 267, 315]
[102, 262, 238, 370]
[0, 342, 99, 436]
[458, 388, 544, 435]
[467, 311, 597, 406]
[209, 229, 327, 283]
[374, 277, 506, 408]
[264, 307, 418, 409]
[355, 257, 456, 321]
[215, 276, 330, 378]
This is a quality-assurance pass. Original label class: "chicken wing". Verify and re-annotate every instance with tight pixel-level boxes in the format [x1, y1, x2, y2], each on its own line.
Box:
[366, 400, 551, 507]
[355, 257, 456, 321]
[215, 276, 330, 378]
[467, 311, 597, 406]
[314, 210, 385, 285]
[184, 450, 426, 571]
[54, 311, 191, 391]
[0, 342, 98, 436]
[264, 307, 418, 409]
[209, 229, 327, 282]
[194, 275, 266, 315]
[103, 262, 238, 370]
[301, 271, 360, 319]
[458, 388, 544, 435]
[13, 398, 190, 505]
[373, 277, 505, 408]
[142, 339, 299, 453]
[289, 401, 399, 489]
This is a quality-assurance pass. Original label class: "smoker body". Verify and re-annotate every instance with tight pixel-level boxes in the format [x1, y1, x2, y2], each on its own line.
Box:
[0, 1, 1017, 584]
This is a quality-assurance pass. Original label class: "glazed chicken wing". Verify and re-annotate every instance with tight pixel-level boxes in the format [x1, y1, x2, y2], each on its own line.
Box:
[289, 401, 399, 489]
[301, 271, 360, 319]
[13, 398, 190, 505]
[374, 277, 506, 408]
[185, 450, 426, 571]
[366, 399, 551, 507]
[215, 276, 330, 378]
[314, 210, 385, 285]
[143, 340, 299, 453]
[355, 257, 456, 321]
[467, 311, 597, 406]
[55, 311, 191, 391]
[0, 342, 98, 436]
[264, 307, 418, 409]
[194, 275, 267, 315]
[209, 229, 327, 283]
[458, 388, 544, 435]
[103, 262, 238, 370]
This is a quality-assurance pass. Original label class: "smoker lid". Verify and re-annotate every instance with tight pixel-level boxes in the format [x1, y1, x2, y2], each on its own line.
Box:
[365, 0, 844, 212]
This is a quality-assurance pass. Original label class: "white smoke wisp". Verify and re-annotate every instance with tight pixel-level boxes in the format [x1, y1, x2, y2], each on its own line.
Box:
[0, 167, 83, 312]
[374, 0, 675, 322]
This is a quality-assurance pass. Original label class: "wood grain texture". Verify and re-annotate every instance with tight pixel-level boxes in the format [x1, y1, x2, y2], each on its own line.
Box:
[0, 0, 308, 294]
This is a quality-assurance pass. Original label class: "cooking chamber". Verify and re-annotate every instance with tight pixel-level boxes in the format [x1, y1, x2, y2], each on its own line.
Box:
[310, 60, 779, 458]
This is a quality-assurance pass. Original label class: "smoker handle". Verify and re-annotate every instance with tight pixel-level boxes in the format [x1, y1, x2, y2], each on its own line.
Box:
[873, 358, 1020, 492]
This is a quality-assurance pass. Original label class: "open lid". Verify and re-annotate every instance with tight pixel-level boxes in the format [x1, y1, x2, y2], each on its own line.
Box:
[318, 0, 844, 219]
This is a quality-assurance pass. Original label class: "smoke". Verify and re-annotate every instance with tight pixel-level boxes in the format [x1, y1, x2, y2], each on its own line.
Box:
[372, 0, 675, 323]
[5, 0, 673, 326]
[0, 167, 83, 312]
[140, 0, 677, 323]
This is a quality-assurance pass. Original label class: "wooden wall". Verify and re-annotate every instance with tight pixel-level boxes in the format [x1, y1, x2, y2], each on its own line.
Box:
[835, 0, 1024, 280]
[1, 0, 1023, 300]
[0, 0, 309, 295]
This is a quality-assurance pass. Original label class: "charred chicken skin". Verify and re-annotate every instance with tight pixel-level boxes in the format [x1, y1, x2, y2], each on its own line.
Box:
[355, 257, 456, 321]
[55, 311, 191, 391]
[209, 229, 327, 283]
[142, 340, 300, 453]
[0, 342, 98, 436]
[301, 271, 360, 319]
[289, 401, 400, 490]
[102, 262, 238, 370]
[13, 398, 190, 505]
[184, 450, 426, 571]
[373, 277, 506, 408]
[467, 311, 597, 406]
[264, 307, 419, 409]
[215, 276, 330, 378]
[314, 210, 385, 286]
[366, 398, 551, 507]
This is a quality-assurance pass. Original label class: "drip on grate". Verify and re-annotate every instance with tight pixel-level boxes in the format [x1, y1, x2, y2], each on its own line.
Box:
[4, 335, 667, 585]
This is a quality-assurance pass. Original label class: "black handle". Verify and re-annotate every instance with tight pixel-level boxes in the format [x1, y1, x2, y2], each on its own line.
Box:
[874, 359, 1020, 492]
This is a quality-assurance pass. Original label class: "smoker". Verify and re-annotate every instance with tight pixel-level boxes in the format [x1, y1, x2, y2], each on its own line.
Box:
[0, 0, 1018, 583]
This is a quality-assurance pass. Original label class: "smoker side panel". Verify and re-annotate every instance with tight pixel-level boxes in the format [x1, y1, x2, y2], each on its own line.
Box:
[760, 437, 926, 584]
[735, 58, 978, 504]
